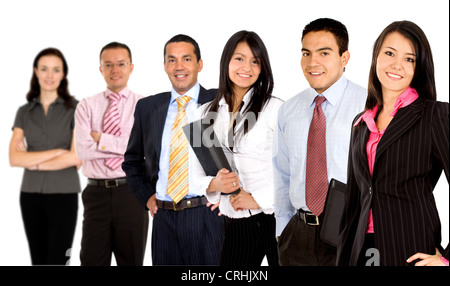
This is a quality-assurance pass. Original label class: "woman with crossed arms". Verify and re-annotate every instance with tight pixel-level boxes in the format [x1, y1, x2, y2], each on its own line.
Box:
[9, 48, 81, 265]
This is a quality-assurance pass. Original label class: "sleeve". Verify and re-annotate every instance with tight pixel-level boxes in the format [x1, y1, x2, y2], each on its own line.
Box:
[336, 116, 363, 266]
[191, 148, 218, 203]
[13, 105, 26, 130]
[122, 101, 155, 210]
[431, 101, 449, 260]
[250, 99, 284, 213]
[97, 132, 132, 156]
[272, 104, 296, 236]
[74, 98, 119, 161]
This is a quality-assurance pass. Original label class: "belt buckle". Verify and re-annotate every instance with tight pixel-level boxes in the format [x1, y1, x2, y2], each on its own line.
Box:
[172, 201, 184, 211]
[105, 179, 119, 188]
[307, 213, 320, 226]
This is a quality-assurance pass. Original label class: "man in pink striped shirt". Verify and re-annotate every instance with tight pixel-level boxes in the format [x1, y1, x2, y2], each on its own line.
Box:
[75, 42, 149, 266]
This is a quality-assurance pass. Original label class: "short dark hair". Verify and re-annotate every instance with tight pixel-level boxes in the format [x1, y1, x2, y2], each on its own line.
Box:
[164, 34, 201, 62]
[100, 42, 132, 63]
[366, 20, 436, 110]
[302, 18, 349, 56]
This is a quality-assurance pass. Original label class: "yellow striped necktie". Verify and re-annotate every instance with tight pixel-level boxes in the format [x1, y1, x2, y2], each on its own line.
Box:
[167, 95, 191, 203]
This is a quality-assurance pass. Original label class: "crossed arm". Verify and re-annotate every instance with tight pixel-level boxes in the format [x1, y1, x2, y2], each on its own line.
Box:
[9, 127, 81, 171]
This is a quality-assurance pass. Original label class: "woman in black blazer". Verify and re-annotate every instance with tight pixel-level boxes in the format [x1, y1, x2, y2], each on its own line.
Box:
[337, 21, 449, 266]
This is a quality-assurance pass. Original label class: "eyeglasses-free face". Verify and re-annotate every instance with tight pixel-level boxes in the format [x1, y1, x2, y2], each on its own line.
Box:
[34, 55, 65, 93]
[164, 41, 203, 95]
[376, 31, 416, 98]
[301, 31, 349, 95]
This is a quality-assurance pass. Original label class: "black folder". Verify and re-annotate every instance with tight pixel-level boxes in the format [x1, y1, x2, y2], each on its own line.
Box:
[182, 119, 240, 195]
[319, 178, 347, 248]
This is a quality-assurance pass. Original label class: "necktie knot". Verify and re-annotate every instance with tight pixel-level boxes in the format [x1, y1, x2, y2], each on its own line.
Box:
[176, 96, 191, 109]
[108, 92, 121, 102]
[315, 96, 326, 107]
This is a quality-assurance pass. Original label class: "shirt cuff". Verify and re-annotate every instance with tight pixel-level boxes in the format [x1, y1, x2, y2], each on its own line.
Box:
[205, 189, 221, 204]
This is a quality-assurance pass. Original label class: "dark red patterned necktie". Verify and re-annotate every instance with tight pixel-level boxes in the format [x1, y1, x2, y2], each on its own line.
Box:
[305, 96, 328, 216]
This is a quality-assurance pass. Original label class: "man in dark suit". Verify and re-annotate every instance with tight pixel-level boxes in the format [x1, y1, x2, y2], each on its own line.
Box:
[122, 34, 224, 265]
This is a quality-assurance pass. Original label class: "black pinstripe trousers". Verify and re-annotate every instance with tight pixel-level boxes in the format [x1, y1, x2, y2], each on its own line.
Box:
[220, 213, 279, 266]
[151, 203, 224, 265]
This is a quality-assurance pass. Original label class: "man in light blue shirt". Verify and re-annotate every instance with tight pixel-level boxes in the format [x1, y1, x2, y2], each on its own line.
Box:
[273, 18, 367, 266]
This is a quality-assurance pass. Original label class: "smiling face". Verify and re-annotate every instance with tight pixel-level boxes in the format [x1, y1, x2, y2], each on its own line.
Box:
[99, 47, 134, 93]
[376, 31, 416, 97]
[301, 31, 349, 94]
[228, 41, 261, 98]
[34, 55, 65, 93]
[164, 41, 203, 95]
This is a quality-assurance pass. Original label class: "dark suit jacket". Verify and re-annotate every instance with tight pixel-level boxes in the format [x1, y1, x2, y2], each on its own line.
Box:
[122, 86, 217, 209]
[337, 97, 449, 266]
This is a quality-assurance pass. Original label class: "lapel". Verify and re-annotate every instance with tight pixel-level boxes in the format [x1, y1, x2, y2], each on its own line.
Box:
[198, 85, 213, 105]
[354, 122, 372, 181]
[152, 92, 171, 160]
[375, 97, 424, 163]
[152, 86, 214, 158]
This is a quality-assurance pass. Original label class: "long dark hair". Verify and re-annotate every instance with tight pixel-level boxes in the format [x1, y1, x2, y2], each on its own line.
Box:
[26, 48, 74, 109]
[366, 20, 436, 111]
[207, 30, 274, 138]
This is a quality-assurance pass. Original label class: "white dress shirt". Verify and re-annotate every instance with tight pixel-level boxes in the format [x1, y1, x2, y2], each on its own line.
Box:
[273, 75, 367, 236]
[192, 89, 284, 218]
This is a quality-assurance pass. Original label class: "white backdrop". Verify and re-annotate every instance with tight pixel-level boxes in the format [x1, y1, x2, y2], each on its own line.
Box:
[0, 0, 448, 266]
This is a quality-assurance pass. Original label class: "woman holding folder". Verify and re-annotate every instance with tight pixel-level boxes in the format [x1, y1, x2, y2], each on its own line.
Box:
[192, 30, 283, 266]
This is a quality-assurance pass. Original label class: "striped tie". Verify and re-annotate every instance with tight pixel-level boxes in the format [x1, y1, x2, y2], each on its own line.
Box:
[167, 95, 191, 203]
[103, 92, 123, 170]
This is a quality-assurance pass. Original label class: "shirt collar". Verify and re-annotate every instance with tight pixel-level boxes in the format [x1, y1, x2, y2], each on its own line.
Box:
[29, 95, 64, 111]
[219, 88, 254, 108]
[170, 82, 200, 105]
[354, 86, 419, 131]
[389, 86, 419, 116]
[104, 86, 131, 99]
[307, 75, 348, 107]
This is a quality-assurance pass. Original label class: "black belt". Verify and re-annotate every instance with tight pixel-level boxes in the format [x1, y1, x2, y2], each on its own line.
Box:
[87, 177, 127, 188]
[157, 196, 208, 211]
[297, 209, 320, 226]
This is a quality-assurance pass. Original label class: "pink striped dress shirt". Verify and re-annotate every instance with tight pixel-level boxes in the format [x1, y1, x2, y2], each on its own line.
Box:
[75, 87, 143, 179]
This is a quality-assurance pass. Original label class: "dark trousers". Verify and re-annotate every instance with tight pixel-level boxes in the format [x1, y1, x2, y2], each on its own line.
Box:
[80, 183, 149, 266]
[20, 192, 78, 265]
[220, 213, 279, 266]
[357, 233, 377, 266]
[278, 212, 336, 266]
[152, 203, 224, 265]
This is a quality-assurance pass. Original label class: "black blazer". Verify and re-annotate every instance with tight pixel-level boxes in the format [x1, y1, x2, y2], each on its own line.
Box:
[337, 97, 449, 266]
[122, 86, 217, 209]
